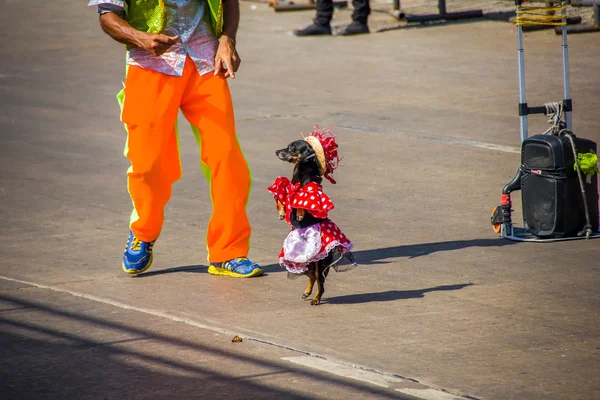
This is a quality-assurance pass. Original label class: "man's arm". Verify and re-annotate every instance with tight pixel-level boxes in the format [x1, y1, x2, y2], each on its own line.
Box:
[214, 0, 241, 79]
[99, 12, 178, 57]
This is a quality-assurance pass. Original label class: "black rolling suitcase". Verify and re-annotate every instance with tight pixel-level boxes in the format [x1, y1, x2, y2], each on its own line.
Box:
[521, 134, 599, 238]
[491, 3, 600, 241]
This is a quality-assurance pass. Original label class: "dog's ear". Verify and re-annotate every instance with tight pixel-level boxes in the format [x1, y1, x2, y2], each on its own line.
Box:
[300, 142, 315, 161]
[291, 140, 312, 164]
[292, 140, 315, 165]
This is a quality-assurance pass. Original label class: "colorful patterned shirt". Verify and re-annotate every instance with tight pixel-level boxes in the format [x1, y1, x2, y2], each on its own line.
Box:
[88, 0, 218, 76]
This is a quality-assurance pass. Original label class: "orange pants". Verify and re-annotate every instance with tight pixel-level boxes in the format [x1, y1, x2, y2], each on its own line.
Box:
[118, 56, 251, 263]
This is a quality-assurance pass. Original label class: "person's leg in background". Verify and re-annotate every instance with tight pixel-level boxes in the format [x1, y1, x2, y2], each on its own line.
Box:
[181, 57, 262, 278]
[293, 0, 333, 36]
[119, 65, 185, 275]
[293, 0, 369, 36]
[341, 0, 370, 35]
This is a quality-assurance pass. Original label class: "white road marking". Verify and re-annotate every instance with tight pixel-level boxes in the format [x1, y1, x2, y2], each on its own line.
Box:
[335, 124, 521, 154]
[0, 274, 471, 399]
[396, 388, 465, 400]
[0, 275, 238, 336]
[281, 356, 405, 388]
[413, 135, 520, 154]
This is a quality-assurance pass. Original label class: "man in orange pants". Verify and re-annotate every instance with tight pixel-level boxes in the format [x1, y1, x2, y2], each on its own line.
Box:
[89, 0, 263, 278]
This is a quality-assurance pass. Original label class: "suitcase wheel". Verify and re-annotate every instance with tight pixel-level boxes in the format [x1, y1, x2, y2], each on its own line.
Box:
[491, 206, 502, 234]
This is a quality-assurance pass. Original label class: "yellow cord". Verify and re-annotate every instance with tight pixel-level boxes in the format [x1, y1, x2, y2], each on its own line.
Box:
[515, 2, 567, 26]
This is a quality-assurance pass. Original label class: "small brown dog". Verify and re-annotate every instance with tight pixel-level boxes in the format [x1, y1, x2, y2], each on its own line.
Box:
[268, 127, 356, 305]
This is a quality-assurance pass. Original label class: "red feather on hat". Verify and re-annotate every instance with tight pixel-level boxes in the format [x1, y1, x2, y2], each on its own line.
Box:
[303, 125, 341, 184]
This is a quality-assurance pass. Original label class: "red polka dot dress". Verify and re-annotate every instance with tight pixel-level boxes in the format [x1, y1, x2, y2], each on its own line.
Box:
[268, 177, 354, 274]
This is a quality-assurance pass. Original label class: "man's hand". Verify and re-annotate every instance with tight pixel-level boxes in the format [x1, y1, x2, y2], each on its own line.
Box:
[99, 12, 178, 57]
[214, 35, 240, 79]
[138, 33, 179, 56]
[216, 0, 241, 79]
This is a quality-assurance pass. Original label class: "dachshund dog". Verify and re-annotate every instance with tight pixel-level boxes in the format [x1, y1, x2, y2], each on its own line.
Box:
[271, 139, 354, 305]
[275, 140, 322, 224]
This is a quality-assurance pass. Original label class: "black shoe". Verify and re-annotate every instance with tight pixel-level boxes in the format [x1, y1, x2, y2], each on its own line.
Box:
[293, 23, 332, 36]
[340, 21, 369, 36]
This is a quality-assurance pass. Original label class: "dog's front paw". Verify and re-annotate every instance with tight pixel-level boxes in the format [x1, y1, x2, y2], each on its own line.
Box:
[276, 200, 285, 220]
[302, 293, 310, 299]
[310, 298, 321, 305]
[296, 208, 305, 221]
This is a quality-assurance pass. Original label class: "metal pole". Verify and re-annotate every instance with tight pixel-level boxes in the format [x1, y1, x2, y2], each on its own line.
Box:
[439, 0, 447, 16]
[517, 25, 528, 141]
[403, 0, 482, 23]
[561, 3, 573, 129]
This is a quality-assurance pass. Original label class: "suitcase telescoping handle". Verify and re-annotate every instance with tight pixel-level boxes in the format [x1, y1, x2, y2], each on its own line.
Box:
[515, 0, 572, 142]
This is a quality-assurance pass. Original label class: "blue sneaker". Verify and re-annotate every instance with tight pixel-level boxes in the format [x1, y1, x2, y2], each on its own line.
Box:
[122, 231, 154, 275]
[208, 257, 263, 278]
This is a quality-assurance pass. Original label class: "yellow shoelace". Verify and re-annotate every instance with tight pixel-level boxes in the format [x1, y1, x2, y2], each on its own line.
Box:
[131, 238, 142, 251]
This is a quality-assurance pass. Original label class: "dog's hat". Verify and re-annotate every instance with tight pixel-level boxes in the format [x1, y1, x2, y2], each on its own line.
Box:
[303, 125, 340, 184]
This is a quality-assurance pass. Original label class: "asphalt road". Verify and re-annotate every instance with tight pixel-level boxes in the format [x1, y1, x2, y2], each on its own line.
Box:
[1, 1, 599, 399]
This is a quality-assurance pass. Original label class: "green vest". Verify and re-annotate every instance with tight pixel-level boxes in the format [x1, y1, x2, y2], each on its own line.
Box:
[126, 0, 223, 37]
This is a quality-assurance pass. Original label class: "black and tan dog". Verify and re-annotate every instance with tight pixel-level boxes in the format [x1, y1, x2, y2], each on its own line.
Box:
[275, 140, 322, 224]
[271, 135, 355, 305]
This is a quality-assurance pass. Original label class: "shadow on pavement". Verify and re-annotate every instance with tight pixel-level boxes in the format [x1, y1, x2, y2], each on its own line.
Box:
[354, 238, 517, 265]
[133, 264, 206, 278]
[264, 238, 517, 272]
[0, 294, 413, 400]
[325, 283, 474, 304]
[136, 238, 517, 277]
